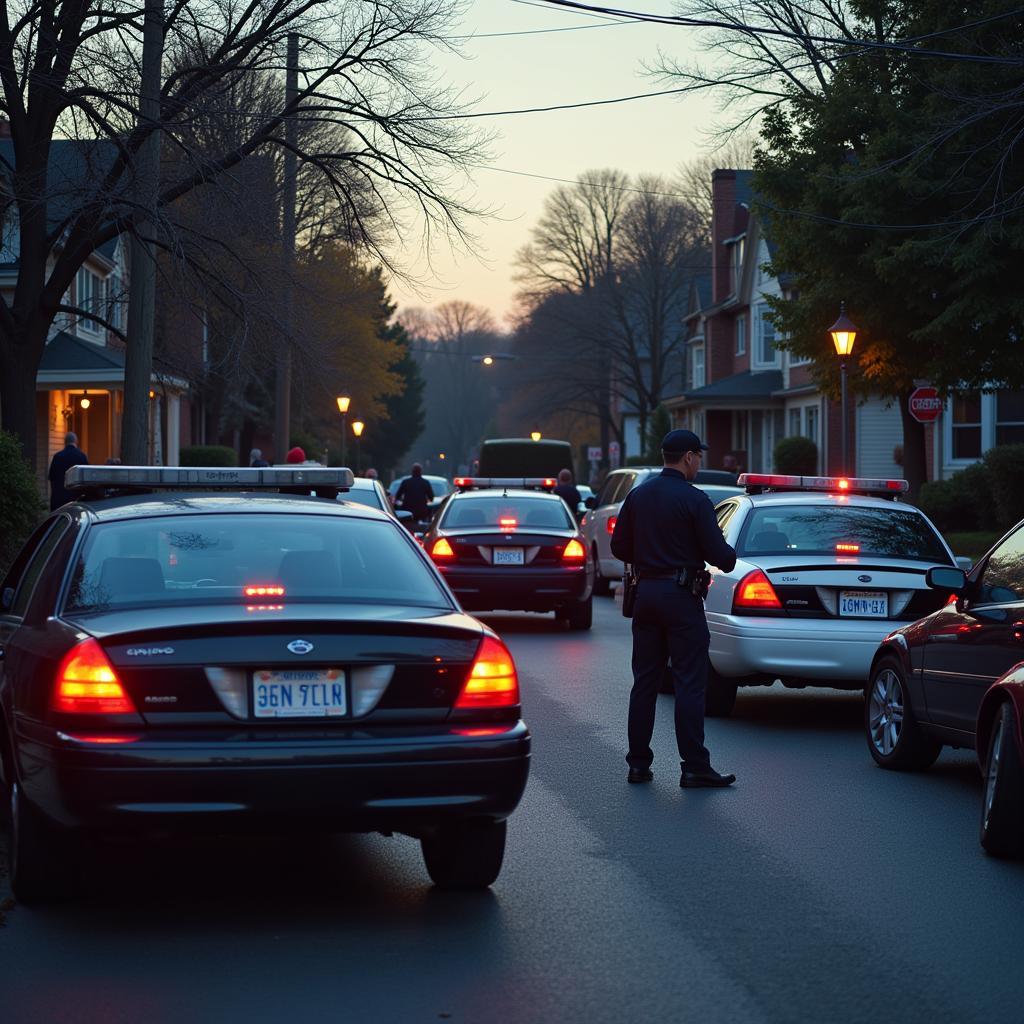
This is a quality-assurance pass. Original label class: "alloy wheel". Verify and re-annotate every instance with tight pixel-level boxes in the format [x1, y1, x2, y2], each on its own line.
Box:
[869, 669, 905, 757]
[983, 714, 1005, 833]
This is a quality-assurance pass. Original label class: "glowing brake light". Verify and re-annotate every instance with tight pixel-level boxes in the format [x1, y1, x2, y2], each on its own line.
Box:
[456, 635, 519, 708]
[52, 638, 137, 715]
[835, 543, 860, 553]
[499, 517, 518, 531]
[607, 515, 617, 535]
[243, 584, 285, 598]
[733, 569, 782, 610]
[542, 478, 556, 489]
[562, 538, 585, 561]
[431, 537, 455, 559]
[837, 478, 850, 491]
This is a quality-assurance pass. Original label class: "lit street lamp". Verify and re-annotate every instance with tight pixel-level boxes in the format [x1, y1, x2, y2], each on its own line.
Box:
[829, 304, 859, 475]
[530, 431, 542, 442]
[351, 419, 365, 473]
[336, 395, 350, 467]
[471, 353, 517, 365]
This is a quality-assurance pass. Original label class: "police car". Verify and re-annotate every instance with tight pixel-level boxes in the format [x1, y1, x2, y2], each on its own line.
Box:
[702, 474, 958, 716]
[0, 466, 529, 901]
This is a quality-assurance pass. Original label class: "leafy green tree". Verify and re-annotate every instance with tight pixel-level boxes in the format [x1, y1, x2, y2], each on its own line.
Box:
[0, 430, 45, 576]
[643, 405, 672, 463]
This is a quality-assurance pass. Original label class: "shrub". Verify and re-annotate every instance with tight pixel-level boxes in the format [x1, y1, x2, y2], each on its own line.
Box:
[982, 444, 1024, 531]
[773, 435, 818, 475]
[918, 462, 998, 533]
[179, 445, 238, 467]
[0, 430, 46, 577]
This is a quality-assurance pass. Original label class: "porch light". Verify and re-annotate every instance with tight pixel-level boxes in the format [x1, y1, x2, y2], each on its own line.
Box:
[80, 390, 91, 410]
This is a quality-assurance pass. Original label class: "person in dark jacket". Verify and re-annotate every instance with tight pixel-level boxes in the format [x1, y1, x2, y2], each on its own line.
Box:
[394, 463, 434, 523]
[552, 468, 582, 516]
[48, 432, 90, 510]
[611, 429, 738, 788]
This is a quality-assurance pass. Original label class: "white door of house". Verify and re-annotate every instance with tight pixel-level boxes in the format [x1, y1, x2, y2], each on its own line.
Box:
[857, 397, 903, 479]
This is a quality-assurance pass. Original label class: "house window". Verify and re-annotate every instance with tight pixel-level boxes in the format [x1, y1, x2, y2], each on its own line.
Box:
[951, 391, 982, 459]
[692, 344, 705, 389]
[806, 406, 819, 444]
[76, 268, 100, 334]
[756, 305, 777, 366]
[789, 351, 811, 367]
[731, 237, 745, 294]
[735, 315, 746, 356]
[996, 389, 1024, 446]
[789, 408, 801, 436]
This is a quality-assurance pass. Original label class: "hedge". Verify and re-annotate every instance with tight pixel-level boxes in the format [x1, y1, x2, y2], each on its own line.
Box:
[773, 435, 818, 475]
[982, 444, 1024, 531]
[918, 461, 999, 533]
[0, 430, 45, 578]
[179, 445, 238, 467]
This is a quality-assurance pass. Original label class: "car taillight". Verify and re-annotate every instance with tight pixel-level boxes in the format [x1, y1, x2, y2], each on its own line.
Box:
[52, 638, 137, 715]
[431, 537, 455, 560]
[455, 636, 519, 708]
[733, 569, 782, 610]
[243, 584, 285, 598]
[835, 543, 860, 554]
[562, 538, 585, 561]
[606, 515, 617, 535]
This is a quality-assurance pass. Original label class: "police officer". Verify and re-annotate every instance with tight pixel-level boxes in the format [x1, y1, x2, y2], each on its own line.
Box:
[610, 429, 738, 788]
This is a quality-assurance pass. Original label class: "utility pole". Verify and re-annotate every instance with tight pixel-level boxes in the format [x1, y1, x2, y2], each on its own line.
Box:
[274, 33, 298, 461]
[122, 0, 164, 464]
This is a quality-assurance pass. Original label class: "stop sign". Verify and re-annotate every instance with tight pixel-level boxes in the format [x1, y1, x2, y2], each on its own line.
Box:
[909, 386, 942, 424]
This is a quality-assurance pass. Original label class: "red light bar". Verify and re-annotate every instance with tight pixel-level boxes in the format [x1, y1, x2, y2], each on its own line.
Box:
[738, 474, 909, 496]
[454, 477, 558, 491]
[835, 542, 860, 553]
[243, 585, 285, 598]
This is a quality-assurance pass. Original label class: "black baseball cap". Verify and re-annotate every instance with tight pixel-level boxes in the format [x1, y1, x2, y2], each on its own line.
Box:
[661, 429, 709, 454]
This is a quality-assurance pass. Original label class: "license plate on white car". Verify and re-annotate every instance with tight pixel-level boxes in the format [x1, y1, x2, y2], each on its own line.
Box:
[253, 669, 347, 717]
[493, 548, 524, 565]
[839, 591, 888, 618]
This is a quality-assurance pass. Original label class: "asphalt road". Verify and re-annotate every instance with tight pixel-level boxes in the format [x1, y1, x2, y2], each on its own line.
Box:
[2, 597, 1023, 1024]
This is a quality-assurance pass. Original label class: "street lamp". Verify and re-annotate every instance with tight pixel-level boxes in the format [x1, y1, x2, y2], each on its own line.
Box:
[829, 303, 859, 475]
[530, 431, 542, 442]
[351, 419, 365, 474]
[336, 395, 350, 466]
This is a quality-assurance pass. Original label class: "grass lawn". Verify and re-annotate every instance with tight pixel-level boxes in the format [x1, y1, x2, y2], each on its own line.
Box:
[944, 531, 1001, 560]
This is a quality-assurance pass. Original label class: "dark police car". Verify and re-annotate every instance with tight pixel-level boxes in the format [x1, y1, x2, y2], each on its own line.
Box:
[864, 518, 1024, 857]
[0, 466, 530, 901]
[421, 478, 594, 629]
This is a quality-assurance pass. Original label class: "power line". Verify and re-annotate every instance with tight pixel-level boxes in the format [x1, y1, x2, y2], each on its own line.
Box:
[471, 162, 710, 199]
[451, 20, 636, 39]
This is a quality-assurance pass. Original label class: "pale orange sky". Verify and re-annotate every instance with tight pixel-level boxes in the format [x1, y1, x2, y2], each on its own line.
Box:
[387, 0, 723, 326]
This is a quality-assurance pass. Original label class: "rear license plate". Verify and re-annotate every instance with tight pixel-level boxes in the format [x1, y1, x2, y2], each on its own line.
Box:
[493, 548, 524, 565]
[253, 669, 347, 717]
[839, 590, 888, 618]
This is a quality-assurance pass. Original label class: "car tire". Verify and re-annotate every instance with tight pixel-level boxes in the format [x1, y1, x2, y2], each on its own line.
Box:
[421, 819, 507, 890]
[705, 662, 738, 717]
[566, 596, 593, 631]
[8, 781, 74, 904]
[592, 548, 611, 596]
[980, 702, 1024, 858]
[865, 658, 942, 771]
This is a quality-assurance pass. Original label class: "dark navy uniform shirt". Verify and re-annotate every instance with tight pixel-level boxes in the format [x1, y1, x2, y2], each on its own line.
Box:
[610, 467, 737, 573]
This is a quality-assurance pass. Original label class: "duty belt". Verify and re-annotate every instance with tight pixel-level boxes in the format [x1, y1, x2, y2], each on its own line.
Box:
[636, 568, 701, 580]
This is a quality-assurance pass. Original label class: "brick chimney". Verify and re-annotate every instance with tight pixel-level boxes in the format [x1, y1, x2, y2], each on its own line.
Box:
[711, 169, 737, 304]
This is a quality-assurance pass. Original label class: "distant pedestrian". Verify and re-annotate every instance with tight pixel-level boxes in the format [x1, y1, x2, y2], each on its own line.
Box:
[364, 467, 379, 479]
[250, 448, 269, 467]
[552, 468, 582, 516]
[394, 463, 434, 523]
[48, 432, 89, 510]
[285, 446, 306, 464]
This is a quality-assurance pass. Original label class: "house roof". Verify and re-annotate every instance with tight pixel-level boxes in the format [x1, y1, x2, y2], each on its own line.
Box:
[39, 330, 125, 374]
[683, 369, 784, 403]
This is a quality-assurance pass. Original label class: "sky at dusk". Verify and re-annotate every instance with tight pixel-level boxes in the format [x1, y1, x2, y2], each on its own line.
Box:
[388, 0, 725, 327]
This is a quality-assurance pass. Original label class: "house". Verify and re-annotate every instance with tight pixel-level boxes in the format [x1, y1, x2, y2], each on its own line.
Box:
[0, 126, 202, 486]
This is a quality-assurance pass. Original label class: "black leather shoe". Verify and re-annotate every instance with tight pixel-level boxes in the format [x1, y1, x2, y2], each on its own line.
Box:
[627, 768, 654, 784]
[680, 766, 736, 788]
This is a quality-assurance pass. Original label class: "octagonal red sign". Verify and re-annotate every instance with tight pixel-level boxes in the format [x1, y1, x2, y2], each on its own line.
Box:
[909, 386, 942, 424]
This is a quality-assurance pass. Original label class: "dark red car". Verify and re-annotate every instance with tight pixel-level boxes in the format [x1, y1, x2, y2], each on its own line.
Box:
[863, 520, 1024, 857]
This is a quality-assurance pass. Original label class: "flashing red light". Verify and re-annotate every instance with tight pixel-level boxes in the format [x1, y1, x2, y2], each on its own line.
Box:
[542, 478, 556, 488]
[431, 537, 455, 559]
[243, 584, 285, 598]
[837, 478, 850, 491]
[562, 538, 586, 561]
[835, 542, 861, 553]
[246, 604, 285, 612]
[734, 569, 782, 610]
[455, 636, 519, 708]
[52, 638, 137, 715]
[607, 515, 617, 535]
[454, 477, 470, 487]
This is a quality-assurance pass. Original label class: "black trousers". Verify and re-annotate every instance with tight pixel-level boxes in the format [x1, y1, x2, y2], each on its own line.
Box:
[626, 578, 711, 772]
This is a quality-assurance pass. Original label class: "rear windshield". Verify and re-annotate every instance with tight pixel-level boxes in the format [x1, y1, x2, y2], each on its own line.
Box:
[441, 495, 573, 530]
[738, 505, 950, 563]
[340, 487, 384, 511]
[65, 513, 450, 612]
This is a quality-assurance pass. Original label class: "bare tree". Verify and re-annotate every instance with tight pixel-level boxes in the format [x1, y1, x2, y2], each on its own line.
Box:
[0, 0, 488, 467]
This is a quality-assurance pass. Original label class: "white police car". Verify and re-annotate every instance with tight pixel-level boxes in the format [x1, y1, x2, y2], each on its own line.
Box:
[702, 474, 958, 716]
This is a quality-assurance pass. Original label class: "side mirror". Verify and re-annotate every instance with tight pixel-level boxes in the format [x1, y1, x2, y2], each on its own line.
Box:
[926, 566, 966, 593]
[955, 556, 973, 572]
[584, 496, 597, 509]
[396, 509, 414, 522]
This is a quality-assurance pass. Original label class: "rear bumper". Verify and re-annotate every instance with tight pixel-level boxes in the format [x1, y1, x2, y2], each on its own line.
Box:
[440, 565, 591, 611]
[708, 614, 899, 684]
[14, 719, 530, 836]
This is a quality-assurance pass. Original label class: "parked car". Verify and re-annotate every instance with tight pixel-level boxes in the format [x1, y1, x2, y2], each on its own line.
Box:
[0, 465, 529, 901]
[340, 476, 414, 526]
[580, 466, 743, 594]
[388, 475, 452, 522]
[863, 518, 1024, 858]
